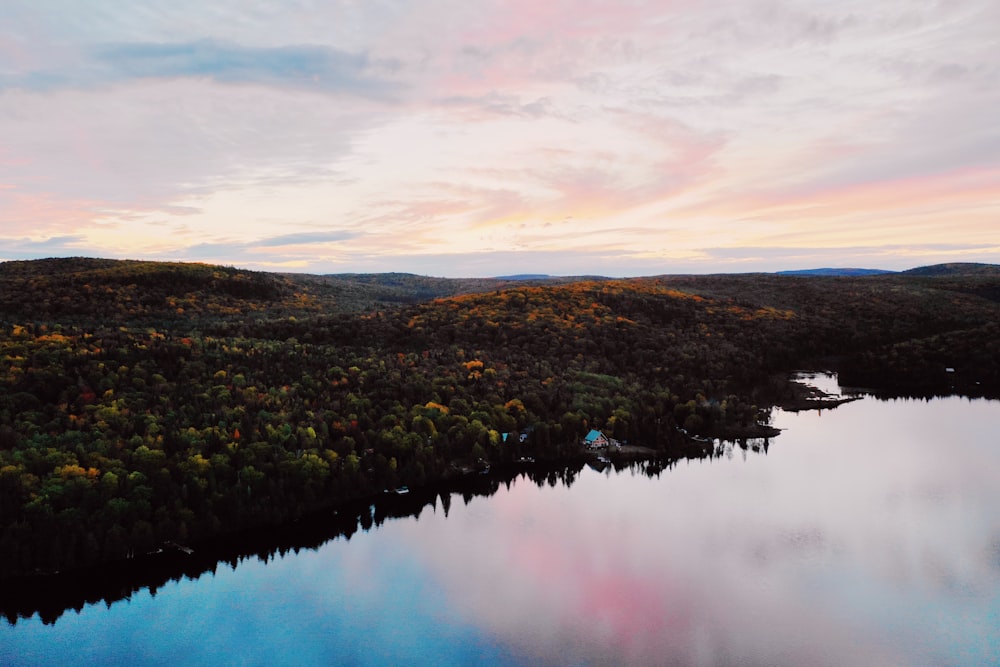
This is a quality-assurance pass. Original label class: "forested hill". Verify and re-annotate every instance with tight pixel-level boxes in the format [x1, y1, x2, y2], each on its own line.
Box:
[0, 258, 584, 325]
[309, 272, 590, 307]
[1, 258, 998, 581]
[0, 258, 461, 325]
[901, 262, 1000, 276]
[775, 268, 893, 276]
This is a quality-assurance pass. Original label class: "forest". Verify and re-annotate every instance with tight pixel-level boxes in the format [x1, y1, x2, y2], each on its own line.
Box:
[2, 257, 998, 579]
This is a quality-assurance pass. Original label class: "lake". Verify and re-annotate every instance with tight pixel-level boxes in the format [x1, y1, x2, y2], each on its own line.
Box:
[3, 387, 1000, 665]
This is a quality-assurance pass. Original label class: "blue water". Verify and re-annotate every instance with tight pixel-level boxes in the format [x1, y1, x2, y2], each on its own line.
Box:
[4, 392, 1000, 666]
[2, 531, 523, 666]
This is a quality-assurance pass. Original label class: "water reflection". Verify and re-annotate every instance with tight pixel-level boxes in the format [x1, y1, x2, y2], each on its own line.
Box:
[388, 397, 1000, 666]
[0, 459, 682, 628]
[3, 396, 1000, 666]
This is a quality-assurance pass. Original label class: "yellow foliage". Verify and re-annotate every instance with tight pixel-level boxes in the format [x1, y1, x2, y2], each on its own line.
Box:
[56, 464, 99, 480]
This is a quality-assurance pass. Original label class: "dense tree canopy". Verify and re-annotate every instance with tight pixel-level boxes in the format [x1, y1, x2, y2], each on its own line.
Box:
[2, 258, 998, 578]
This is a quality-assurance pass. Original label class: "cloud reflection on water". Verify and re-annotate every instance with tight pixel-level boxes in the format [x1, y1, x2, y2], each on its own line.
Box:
[383, 397, 1000, 665]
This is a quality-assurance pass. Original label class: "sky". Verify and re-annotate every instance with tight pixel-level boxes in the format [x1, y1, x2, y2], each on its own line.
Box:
[1, 1, 998, 277]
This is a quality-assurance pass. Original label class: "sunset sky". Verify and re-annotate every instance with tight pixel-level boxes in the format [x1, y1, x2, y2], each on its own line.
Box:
[2, 1, 997, 277]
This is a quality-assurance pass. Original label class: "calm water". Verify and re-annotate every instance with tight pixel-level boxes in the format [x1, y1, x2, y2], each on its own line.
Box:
[4, 392, 1000, 666]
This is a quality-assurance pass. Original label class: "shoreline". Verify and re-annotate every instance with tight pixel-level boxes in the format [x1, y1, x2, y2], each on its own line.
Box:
[778, 375, 862, 412]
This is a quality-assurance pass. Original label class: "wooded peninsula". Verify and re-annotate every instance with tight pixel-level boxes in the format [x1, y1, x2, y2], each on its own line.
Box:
[2, 258, 998, 579]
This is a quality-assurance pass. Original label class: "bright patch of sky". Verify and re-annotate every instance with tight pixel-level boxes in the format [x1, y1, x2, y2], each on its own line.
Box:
[1, 1, 998, 276]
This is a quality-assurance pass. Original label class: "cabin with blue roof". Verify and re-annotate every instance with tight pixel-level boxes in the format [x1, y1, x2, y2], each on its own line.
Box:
[583, 429, 610, 449]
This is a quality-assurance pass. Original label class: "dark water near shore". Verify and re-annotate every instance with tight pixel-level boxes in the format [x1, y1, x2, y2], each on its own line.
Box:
[4, 391, 1000, 665]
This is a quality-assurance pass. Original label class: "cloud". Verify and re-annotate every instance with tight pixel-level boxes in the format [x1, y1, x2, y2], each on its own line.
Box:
[0, 188, 106, 237]
[437, 92, 556, 119]
[0, 235, 94, 262]
[0, 78, 381, 235]
[160, 205, 202, 217]
[173, 242, 243, 260]
[691, 243, 1000, 272]
[254, 231, 361, 247]
[1, 36, 402, 98]
[91, 40, 402, 97]
[154, 229, 365, 266]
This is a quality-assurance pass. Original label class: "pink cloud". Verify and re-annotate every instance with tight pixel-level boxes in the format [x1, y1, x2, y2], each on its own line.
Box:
[0, 187, 107, 235]
[426, 0, 688, 97]
[449, 112, 724, 228]
[671, 164, 1000, 240]
[458, 0, 681, 48]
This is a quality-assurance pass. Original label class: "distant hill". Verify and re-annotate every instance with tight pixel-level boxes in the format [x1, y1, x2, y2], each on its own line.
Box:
[776, 268, 895, 277]
[901, 263, 1000, 277]
[314, 272, 603, 306]
[316, 272, 507, 303]
[494, 274, 551, 280]
[0, 258, 602, 324]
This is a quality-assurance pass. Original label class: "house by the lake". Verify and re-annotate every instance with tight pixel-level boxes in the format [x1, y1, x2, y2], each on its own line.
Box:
[583, 429, 610, 449]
